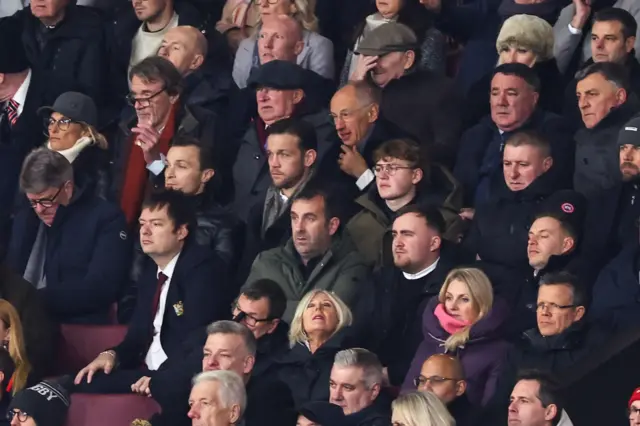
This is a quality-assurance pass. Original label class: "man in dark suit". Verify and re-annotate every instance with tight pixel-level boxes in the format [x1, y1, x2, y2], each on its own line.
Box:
[6, 149, 130, 324]
[0, 17, 45, 244]
[73, 190, 229, 393]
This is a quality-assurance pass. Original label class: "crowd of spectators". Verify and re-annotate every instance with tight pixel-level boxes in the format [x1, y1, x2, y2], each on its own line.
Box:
[1, 0, 640, 425]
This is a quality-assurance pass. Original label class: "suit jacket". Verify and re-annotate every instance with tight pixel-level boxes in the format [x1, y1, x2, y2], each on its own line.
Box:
[233, 29, 335, 88]
[113, 241, 229, 370]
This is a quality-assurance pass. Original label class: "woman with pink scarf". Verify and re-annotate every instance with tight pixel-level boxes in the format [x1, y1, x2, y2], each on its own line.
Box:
[401, 267, 511, 407]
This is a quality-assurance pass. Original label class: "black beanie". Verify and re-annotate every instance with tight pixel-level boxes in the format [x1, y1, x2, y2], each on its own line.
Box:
[537, 190, 587, 242]
[0, 18, 29, 74]
[9, 381, 70, 426]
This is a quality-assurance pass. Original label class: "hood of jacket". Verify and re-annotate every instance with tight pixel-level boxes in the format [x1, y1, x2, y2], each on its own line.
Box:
[423, 296, 510, 344]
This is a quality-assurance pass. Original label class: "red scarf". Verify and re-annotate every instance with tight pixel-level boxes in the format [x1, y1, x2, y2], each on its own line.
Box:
[120, 104, 178, 225]
[434, 303, 472, 335]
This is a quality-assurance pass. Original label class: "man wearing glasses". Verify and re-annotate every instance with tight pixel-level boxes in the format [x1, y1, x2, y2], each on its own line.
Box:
[415, 354, 475, 426]
[113, 56, 218, 226]
[5, 148, 130, 324]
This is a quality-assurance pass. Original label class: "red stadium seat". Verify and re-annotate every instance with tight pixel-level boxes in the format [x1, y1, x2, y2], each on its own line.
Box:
[65, 394, 160, 426]
[56, 324, 128, 375]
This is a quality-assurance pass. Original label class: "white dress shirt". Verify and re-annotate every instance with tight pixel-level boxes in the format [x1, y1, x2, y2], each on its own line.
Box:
[402, 257, 440, 280]
[144, 252, 180, 370]
[12, 69, 31, 117]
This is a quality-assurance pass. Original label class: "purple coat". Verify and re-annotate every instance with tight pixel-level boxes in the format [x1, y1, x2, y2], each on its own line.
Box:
[401, 297, 511, 406]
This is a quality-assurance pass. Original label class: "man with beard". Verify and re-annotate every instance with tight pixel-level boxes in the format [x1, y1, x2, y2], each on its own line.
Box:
[245, 187, 369, 322]
[238, 118, 318, 282]
[582, 115, 640, 267]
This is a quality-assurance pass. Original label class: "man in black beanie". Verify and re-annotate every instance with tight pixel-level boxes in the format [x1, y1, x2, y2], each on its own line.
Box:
[8, 381, 70, 426]
[0, 16, 45, 246]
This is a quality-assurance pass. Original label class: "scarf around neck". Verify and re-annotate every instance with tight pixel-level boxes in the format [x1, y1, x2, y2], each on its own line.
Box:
[434, 303, 472, 335]
[47, 136, 93, 163]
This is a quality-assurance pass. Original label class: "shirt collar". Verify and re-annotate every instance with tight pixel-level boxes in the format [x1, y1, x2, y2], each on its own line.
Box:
[12, 69, 31, 108]
[402, 257, 440, 280]
[157, 252, 180, 280]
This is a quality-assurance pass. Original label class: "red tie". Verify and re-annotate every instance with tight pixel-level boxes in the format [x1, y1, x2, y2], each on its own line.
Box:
[150, 272, 168, 321]
[6, 100, 18, 126]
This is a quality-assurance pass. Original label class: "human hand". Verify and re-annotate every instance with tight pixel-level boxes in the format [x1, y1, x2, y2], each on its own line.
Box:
[459, 208, 475, 221]
[74, 351, 116, 385]
[131, 376, 153, 397]
[350, 55, 378, 81]
[571, 0, 591, 30]
[338, 145, 368, 178]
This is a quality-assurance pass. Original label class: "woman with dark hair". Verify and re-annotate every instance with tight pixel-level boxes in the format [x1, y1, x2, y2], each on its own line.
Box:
[340, 0, 446, 84]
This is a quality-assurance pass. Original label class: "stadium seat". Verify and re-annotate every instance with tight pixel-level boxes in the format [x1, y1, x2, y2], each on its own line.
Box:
[56, 324, 128, 374]
[65, 393, 160, 426]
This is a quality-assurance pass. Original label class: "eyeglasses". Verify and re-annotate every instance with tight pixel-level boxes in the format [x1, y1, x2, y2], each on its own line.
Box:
[531, 302, 577, 312]
[231, 303, 272, 327]
[413, 375, 458, 388]
[373, 164, 414, 176]
[254, 0, 281, 4]
[46, 116, 76, 131]
[329, 104, 372, 124]
[629, 407, 640, 417]
[126, 87, 166, 107]
[7, 410, 30, 423]
[28, 185, 64, 209]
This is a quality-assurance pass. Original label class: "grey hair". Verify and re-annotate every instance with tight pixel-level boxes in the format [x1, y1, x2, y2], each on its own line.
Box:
[342, 80, 382, 106]
[20, 147, 73, 194]
[192, 370, 247, 417]
[575, 62, 630, 91]
[333, 348, 383, 389]
[206, 320, 257, 357]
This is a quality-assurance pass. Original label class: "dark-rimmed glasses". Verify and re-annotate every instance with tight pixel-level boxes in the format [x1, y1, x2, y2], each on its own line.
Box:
[28, 185, 64, 209]
[7, 410, 30, 423]
[231, 303, 272, 327]
[532, 302, 577, 313]
[126, 88, 166, 107]
[46, 116, 76, 132]
[413, 375, 458, 388]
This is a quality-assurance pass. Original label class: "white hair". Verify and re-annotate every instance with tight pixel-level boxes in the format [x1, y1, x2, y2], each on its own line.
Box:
[192, 371, 247, 417]
[333, 348, 383, 389]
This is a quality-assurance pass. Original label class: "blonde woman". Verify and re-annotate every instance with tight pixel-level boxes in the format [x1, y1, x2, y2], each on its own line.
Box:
[392, 391, 455, 426]
[39, 92, 111, 199]
[0, 300, 32, 394]
[232, 0, 334, 88]
[277, 290, 353, 407]
[401, 267, 510, 406]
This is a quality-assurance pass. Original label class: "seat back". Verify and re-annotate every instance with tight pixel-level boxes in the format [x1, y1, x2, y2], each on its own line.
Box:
[65, 394, 160, 426]
[56, 324, 128, 374]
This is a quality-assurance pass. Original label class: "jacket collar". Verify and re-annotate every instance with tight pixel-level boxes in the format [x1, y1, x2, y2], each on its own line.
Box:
[523, 321, 588, 351]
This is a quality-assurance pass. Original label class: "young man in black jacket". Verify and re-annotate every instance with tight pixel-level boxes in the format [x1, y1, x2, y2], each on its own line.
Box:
[73, 190, 228, 393]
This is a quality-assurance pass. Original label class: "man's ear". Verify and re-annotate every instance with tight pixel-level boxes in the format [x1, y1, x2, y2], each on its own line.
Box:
[293, 89, 305, 104]
[177, 223, 189, 241]
[328, 217, 340, 236]
[455, 380, 467, 397]
[201, 168, 215, 184]
[626, 36, 636, 54]
[367, 104, 379, 123]
[370, 383, 381, 401]
[544, 403, 558, 422]
[542, 156, 553, 173]
[303, 149, 317, 168]
[411, 167, 423, 185]
[243, 355, 256, 375]
[228, 403, 241, 424]
[616, 87, 628, 106]
[561, 236, 575, 254]
[190, 54, 205, 72]
[293, 40, 304, 56]
[430, 235, 442, 252]
[403, 50, 416, 70]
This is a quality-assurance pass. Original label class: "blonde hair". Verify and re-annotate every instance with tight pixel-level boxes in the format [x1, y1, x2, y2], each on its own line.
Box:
[438, 267, 494, 352]
[392, 391, 455, 426]
[288, 290, 353, 348]
[496, 14, 554, 63]
[81, 123, 108, 150]
[0, 300, 31, 393]
[256, 0, 318, 32]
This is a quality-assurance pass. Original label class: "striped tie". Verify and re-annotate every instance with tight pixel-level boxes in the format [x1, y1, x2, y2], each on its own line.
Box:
[5, 100, 18, 126]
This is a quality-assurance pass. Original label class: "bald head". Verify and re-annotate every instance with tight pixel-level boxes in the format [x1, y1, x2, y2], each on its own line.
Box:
[258, 14, 304, 64]
[417, 354, 466, 404]
[329, 81, 381, 145]
[158, 25, 208, 76]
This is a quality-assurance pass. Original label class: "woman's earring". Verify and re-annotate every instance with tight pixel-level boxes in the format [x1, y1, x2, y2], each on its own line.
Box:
[2, 340, 8, 350]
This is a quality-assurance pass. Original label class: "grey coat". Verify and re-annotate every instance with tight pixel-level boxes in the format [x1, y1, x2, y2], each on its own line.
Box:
[245, 232, 370, 322]
[233, 29, 335, 88]
[553, 0, 640, 74]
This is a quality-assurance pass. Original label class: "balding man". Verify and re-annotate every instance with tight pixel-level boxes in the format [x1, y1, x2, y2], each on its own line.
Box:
[158, 25, 208, 76]
[233, 14, 334, 89]
[316, 80, 408, 214]
[415, 354, 475, 426]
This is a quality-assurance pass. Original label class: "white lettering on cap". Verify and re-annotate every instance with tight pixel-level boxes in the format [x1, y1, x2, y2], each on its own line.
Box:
[28, 383, 70, 405]
[625, 126, 638, 131]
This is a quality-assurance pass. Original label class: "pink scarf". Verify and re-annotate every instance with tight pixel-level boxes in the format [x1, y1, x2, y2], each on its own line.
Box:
[434, 303, 472, 335]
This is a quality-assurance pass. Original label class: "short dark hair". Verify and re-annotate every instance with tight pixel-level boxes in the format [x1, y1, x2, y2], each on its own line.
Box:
[294, 186, 338, 221]
[266, 118, 318, 153]
[170, 135, 214, 170]
[373, 138, 423, 166]
[533, 212, 578, 241]
[493, 62, 541, 93]
[505, 131, 551, 158]
[129, 56, 183, 97]
[0, 348, 15, 391]
[141, 190, 196, 233]
[594, 8, 638, 40]
[515, 370, 564, 426]
[575, 62, 630, 91]
[538, 271, 586, 307]
[240, 279, 287, 320]
[395, 204, 445, 235]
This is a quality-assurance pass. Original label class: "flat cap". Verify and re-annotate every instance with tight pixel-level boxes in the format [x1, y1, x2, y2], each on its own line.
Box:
[355, 22, 418, 57]
[247, 60, 306, 90]
[618, 116, 640, 147]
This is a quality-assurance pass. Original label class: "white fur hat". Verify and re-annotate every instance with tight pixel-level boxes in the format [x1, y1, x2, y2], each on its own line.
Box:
[497, 14, 554, 62]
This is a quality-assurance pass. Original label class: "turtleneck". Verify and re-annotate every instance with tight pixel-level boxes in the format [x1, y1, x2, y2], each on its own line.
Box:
[402, 257, 440, 280]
